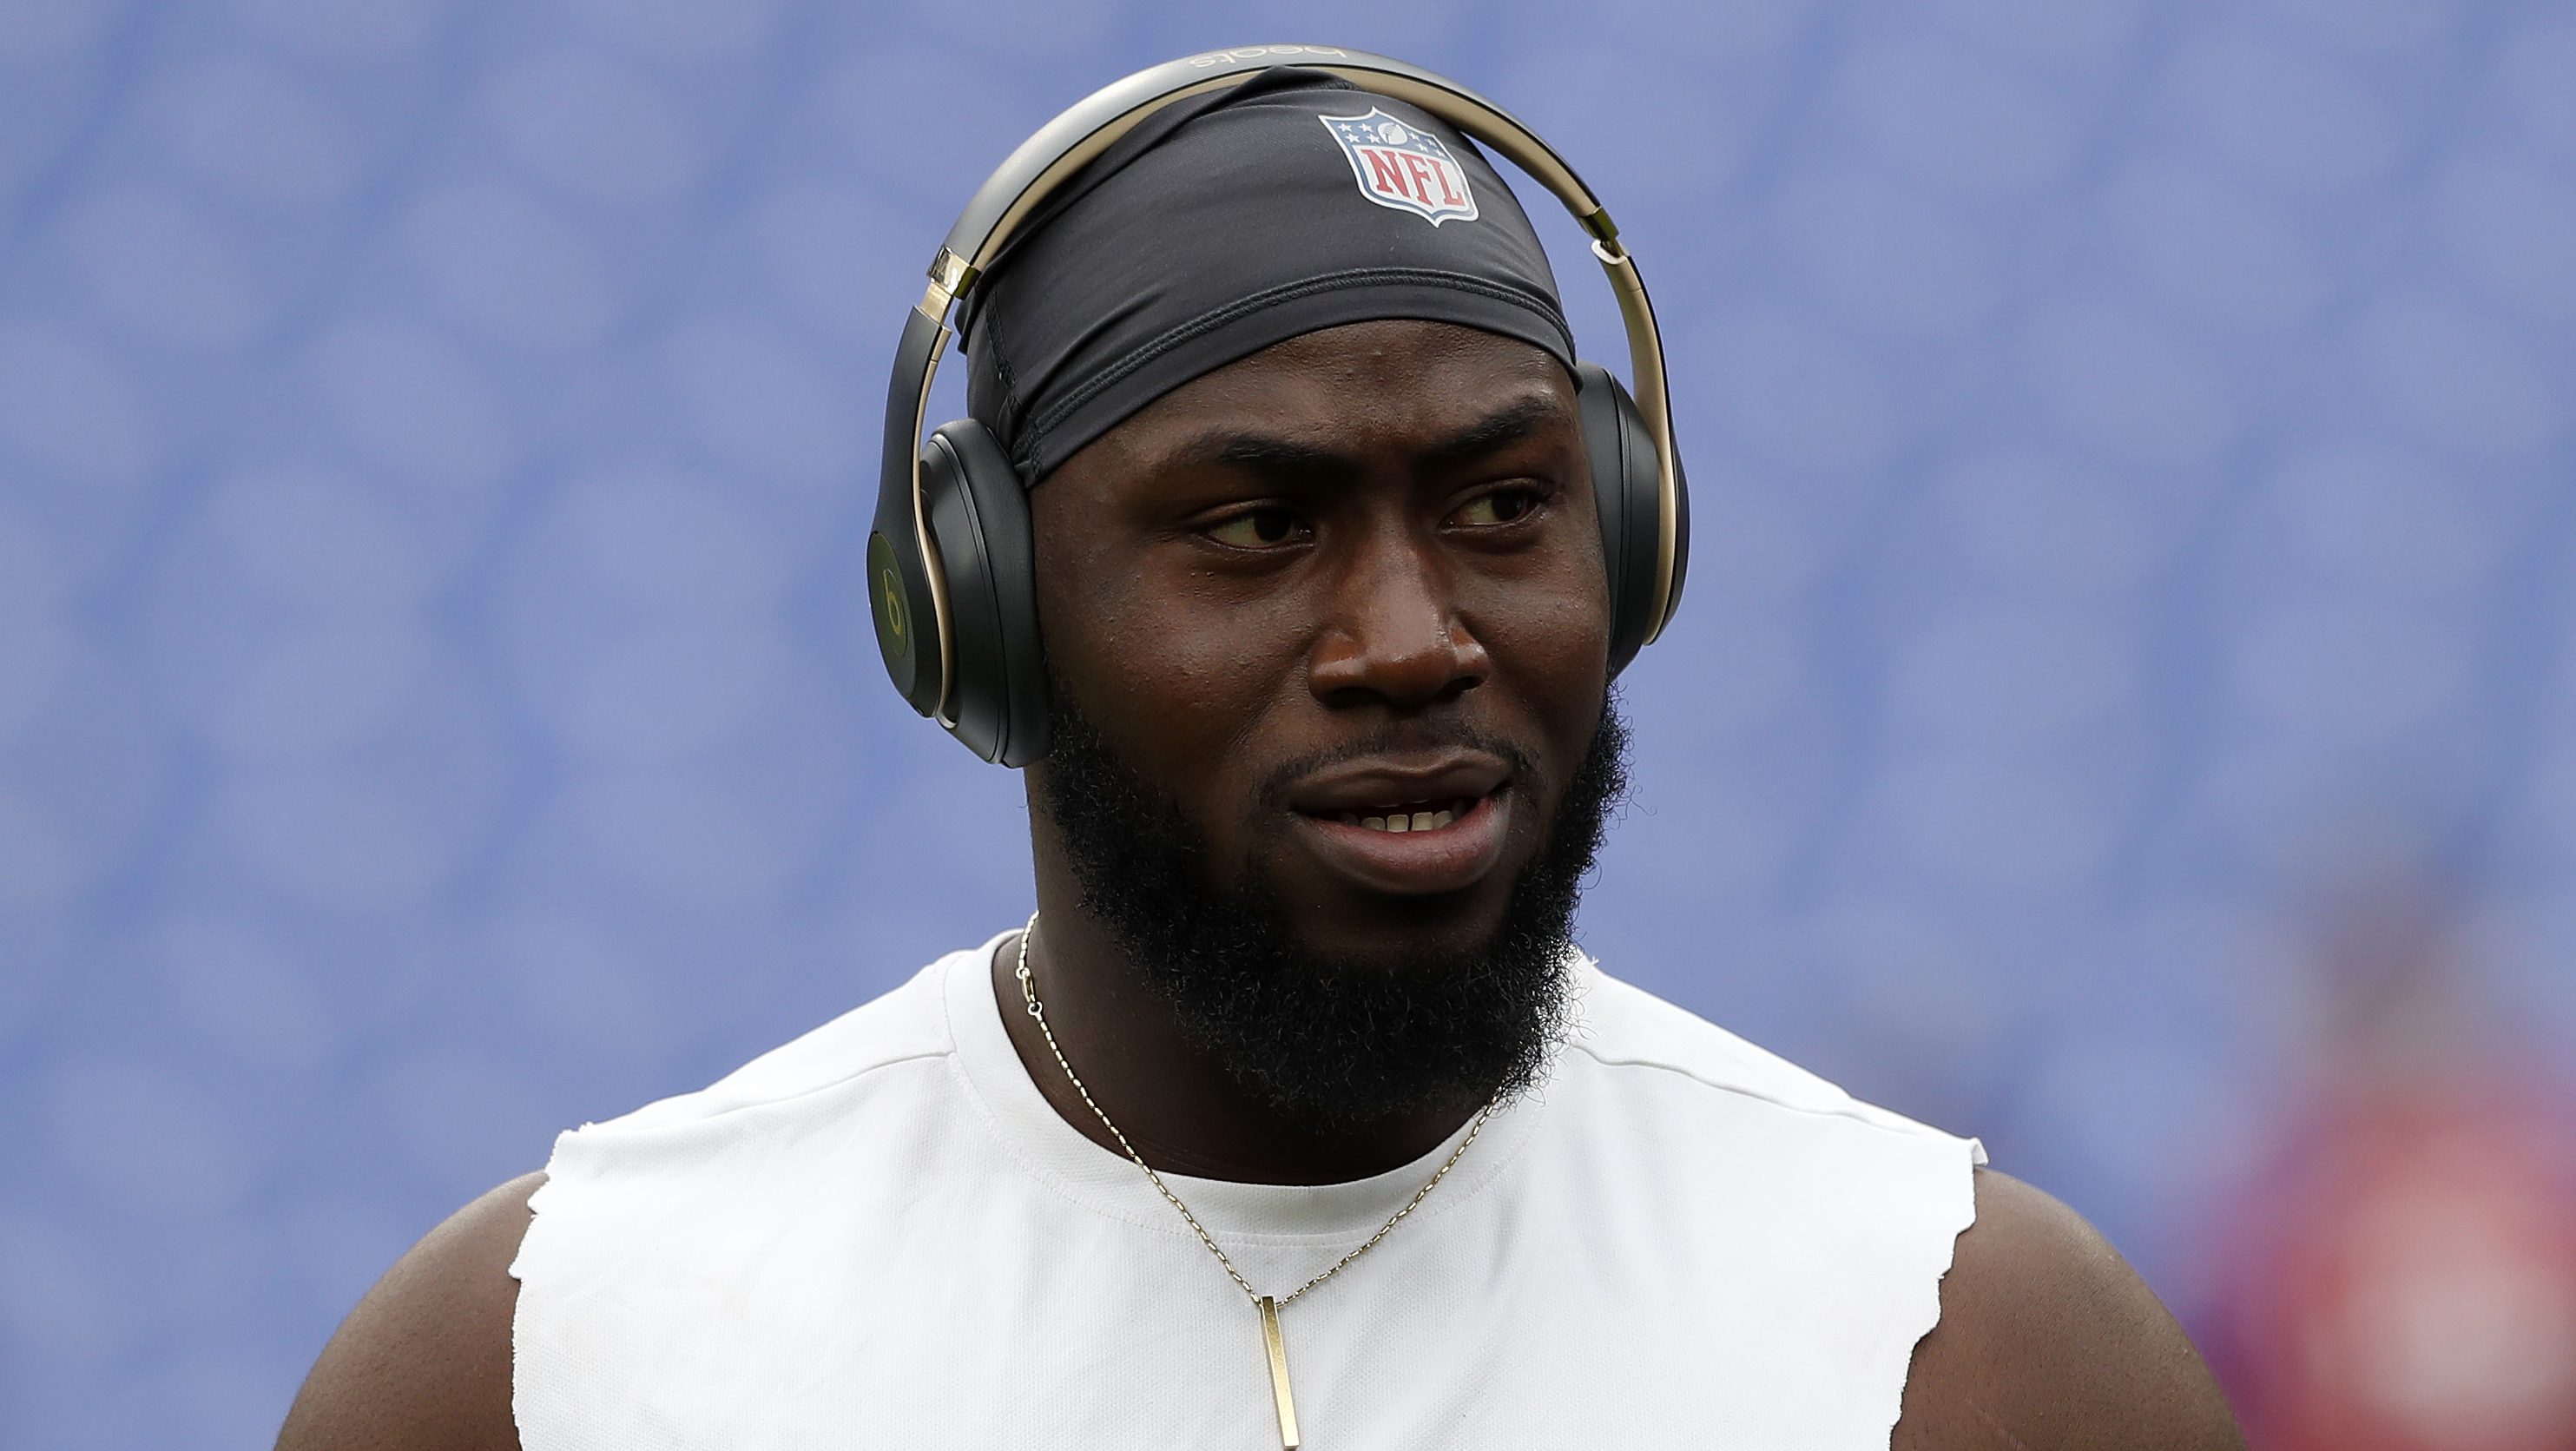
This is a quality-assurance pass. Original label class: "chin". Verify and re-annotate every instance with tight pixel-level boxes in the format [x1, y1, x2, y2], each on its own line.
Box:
[1280, 890, 1514, 971]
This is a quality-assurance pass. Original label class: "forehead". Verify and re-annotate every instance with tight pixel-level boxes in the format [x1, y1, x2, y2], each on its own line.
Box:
[1054, 318, 1579, 484]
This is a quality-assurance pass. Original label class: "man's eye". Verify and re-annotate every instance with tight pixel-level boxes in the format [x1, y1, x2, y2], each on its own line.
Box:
[1451, 487, 1542, 527]
[1206, 507, 1306, 549]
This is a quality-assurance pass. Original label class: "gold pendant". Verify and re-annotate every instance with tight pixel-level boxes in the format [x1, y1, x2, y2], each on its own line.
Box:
[1258, 1296, 1301, 1450]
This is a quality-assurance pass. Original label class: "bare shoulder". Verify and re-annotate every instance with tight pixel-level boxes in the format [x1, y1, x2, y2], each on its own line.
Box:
[1893, 1168, 2246, 1451]
[275, 1172, 544, 1451]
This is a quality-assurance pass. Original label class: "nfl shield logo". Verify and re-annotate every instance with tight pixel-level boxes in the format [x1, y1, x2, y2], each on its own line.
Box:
[1320, 109, 1480, 227]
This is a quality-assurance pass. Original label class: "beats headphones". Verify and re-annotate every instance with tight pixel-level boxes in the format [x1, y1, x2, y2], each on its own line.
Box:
[869, 44, 1690, 768]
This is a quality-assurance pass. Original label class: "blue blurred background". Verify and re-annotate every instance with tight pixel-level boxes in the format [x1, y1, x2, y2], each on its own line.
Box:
[3, 1, 2574, 1446]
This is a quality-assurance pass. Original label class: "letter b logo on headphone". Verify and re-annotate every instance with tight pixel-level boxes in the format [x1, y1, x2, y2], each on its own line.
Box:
[868, 532, 912, 671]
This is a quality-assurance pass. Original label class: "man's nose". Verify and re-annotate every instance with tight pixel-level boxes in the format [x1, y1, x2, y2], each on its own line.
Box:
[1304, 535, 1490, 710]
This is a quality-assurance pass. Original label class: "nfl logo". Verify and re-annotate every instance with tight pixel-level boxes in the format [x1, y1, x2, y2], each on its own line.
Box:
[1320, 109, 1480, 227]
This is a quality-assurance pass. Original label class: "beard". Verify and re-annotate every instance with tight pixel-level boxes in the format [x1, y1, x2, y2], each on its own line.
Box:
[1035, 689, 1630, 1133]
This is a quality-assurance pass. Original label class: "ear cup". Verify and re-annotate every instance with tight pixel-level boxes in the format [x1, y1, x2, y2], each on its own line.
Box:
[918, 419, 1051, 766]
[1663, 434, 1690, 636]
[1574, 361, 1667, 675]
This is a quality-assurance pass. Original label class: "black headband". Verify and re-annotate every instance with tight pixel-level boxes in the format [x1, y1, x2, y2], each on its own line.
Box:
[959, 67, 1576, 483]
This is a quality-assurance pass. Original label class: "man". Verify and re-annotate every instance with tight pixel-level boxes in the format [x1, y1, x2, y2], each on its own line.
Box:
[280, 63, 2243, 1450]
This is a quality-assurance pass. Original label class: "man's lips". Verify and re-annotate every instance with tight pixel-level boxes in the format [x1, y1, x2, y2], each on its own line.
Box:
[1285, 753, 1514, 895]
[1286, 753, 1510, 818]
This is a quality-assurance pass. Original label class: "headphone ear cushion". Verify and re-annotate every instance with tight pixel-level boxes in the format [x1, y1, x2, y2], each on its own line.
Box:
[1574, 361, 1663, 676]
[919, 419, 1051, 766]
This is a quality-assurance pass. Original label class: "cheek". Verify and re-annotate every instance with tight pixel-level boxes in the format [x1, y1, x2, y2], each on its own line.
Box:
[1463, 553, 1613, 709]
[1451, 567, 1613, 826]
[1036, 545, 1306, 795]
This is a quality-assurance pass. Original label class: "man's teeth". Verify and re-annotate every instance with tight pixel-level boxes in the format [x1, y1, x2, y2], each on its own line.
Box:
[1335, 801, 1469, 833]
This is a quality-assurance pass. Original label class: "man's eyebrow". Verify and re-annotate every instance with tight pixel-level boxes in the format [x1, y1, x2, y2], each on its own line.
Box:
[1414, 394, 1562, 473]
[1186, 432, 1354, 481]
[1158, 392, 1569, 482]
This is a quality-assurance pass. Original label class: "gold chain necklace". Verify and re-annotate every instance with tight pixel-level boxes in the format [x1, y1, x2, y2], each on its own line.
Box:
[1013, 911, 1496, 1451]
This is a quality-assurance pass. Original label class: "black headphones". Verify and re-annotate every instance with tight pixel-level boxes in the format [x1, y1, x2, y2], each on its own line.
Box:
[869, 44, 1690, 768]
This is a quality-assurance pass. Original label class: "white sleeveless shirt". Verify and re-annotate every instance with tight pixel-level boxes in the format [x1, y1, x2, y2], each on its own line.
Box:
[512, 935, 1984, 1449]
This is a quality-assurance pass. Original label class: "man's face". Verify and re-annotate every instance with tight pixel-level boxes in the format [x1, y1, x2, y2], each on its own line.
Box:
[1028, 318, 1613, 968]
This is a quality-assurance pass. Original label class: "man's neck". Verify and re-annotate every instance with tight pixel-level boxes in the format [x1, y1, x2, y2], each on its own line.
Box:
[990, 887, 1485, 1185]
